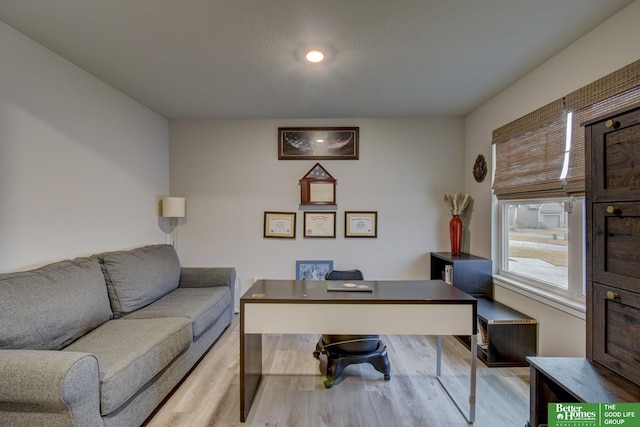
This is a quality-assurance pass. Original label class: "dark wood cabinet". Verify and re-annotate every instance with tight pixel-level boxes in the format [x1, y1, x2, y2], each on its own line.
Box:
[586, 103, 640, 386]
[430, 252, 537, 367]
[430, 252, 492, 298]
[527, 357, 640, 427]
[460, 298, 537, 367]
[527, 103, 640, 427]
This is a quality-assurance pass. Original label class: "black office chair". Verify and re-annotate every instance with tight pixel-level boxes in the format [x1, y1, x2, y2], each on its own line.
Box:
[313, 269, 391, 388]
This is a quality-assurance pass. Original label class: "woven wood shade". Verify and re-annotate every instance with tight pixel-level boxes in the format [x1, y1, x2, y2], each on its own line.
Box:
[568, 86, 640, 196]
[493, 59, 640, 200]
[565, 60, 640, 112]
[492, 99, 564, 146]
[493, 116, 567, 200]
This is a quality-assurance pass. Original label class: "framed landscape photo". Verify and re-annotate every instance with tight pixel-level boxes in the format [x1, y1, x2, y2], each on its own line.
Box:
[263, 211, 296, 238]
[345, 211, 377, 238]
[278, 127, 359, 160]
[296, 260, 334, 280]
[303, 211, 336, 238]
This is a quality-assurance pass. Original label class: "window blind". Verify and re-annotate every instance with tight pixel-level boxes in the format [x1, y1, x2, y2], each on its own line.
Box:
[492, 59, 640, 200]
[493, 114, 567, 199]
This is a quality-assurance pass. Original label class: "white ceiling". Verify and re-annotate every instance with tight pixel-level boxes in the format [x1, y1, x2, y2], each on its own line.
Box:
[0, 0, 634, 119]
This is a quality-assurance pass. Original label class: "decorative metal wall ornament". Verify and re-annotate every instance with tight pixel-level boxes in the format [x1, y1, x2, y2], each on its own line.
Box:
[473, 154, 488, 183]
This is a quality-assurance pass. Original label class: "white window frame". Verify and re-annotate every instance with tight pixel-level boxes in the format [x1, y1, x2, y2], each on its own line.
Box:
[496, 197, 586, 316]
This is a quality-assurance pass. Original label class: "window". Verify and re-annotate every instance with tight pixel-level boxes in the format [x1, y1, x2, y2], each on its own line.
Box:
[492, 60, 640, 310]
[498, 198, 585, 304]
[495, 113, 585, 305]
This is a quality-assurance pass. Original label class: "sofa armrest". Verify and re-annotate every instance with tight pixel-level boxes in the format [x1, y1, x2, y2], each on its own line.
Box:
[0, 350, 102, 426]
[179, 267, 236, 289]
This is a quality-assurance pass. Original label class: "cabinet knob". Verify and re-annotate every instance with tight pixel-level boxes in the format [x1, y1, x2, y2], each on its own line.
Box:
[606, 205, 621, 215]
[605, 119, 620, 129]
[606, 291, 619, 300]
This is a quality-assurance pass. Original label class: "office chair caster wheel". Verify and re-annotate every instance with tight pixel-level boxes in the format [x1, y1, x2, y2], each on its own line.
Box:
[313, 351, 320, 359]
[323, 379, 334, 388]
[384, 374, 391, 381]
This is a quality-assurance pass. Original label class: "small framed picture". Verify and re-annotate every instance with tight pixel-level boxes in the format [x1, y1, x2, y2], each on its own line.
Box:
[296, 260, 334, 280]
[303, 211, 336, 238]
[263, 211, 296, 238]
[345, 211, 377, 238]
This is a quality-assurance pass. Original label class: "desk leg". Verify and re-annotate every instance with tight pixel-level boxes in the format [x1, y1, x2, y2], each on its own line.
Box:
[240, 325, 262, 421]
[436, 335, 477, 424]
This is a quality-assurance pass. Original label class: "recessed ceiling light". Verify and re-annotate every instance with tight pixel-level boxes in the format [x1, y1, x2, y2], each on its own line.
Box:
[305, 50, 325, 63]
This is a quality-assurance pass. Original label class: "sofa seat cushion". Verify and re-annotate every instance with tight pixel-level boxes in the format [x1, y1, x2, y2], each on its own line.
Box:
[94, 245, 181, 317]
[124, 287, 231, 339]
[63, 317, 191, 415]
[0, 258, 112, 350]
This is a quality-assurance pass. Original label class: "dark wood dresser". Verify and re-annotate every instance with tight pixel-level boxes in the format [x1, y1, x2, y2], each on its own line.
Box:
[585, 103, 640, 385]
[527, 103, 640, 427]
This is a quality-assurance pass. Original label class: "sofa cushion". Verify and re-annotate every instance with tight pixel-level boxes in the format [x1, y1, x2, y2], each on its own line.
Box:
[0, 258, 112, 350]
[63, 317, 192, 415]
[94, 245, 181, 317]
[124, 287, 232, 339]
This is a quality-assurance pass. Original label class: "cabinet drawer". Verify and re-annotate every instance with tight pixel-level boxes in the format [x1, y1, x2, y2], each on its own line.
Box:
[588, 106, 640, 202]
[592, 202, 640, 291]
[593, 282, 640, 386]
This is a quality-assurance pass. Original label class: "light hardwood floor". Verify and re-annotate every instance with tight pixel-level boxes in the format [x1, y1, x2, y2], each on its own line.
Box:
[145, 315, 530, 427]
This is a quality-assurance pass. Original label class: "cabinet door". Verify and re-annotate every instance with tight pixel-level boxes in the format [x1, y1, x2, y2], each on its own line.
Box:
[592, 202, 640, 292]
[593, 282, 640, 386]
[589, 107, 640, 202]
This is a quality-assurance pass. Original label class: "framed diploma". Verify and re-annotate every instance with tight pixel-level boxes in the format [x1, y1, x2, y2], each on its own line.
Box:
[263, 211, 296, 238]
[309, 182, 335, 203]
[303, 211, 336, 238]
[345, 211, 377, 238]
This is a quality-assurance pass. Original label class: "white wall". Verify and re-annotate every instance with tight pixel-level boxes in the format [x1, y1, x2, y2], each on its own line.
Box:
[0, 20, 170, 272]
[170, 118, 464, 295]
[464, 0, 640, 356]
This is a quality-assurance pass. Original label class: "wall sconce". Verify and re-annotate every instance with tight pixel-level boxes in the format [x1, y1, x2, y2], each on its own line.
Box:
[161, 197, 185, 249]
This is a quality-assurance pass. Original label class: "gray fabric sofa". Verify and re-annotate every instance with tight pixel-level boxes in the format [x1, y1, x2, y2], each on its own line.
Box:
[0, 244, 235, 427]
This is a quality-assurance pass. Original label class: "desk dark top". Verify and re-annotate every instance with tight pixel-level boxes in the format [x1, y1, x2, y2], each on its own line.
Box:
[241, 279, 477, 306]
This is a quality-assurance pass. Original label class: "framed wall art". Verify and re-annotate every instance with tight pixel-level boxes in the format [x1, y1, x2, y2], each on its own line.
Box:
[345, 211, 377, 238]
[263, 211, 296, 238]
[299, 163, 336, 205]
[296, 260, 334, 280]
[278, 127, 359, 160]
[303, 211, 336, 238]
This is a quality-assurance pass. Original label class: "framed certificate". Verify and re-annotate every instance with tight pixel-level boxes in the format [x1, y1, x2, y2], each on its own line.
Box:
[303, 211, 336, 238]
[309, 182, 335, 203]
[345, 211, 377, 238]
[263, 211, 296, 238]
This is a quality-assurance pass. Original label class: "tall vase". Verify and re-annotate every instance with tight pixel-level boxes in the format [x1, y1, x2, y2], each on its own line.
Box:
[449, 215, 463, 255]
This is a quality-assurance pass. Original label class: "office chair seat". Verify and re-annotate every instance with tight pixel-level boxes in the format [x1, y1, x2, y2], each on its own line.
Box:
[315, 269, 391, 388]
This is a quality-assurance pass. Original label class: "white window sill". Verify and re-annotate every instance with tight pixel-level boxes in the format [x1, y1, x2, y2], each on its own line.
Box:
[493, 275, 586, 320]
